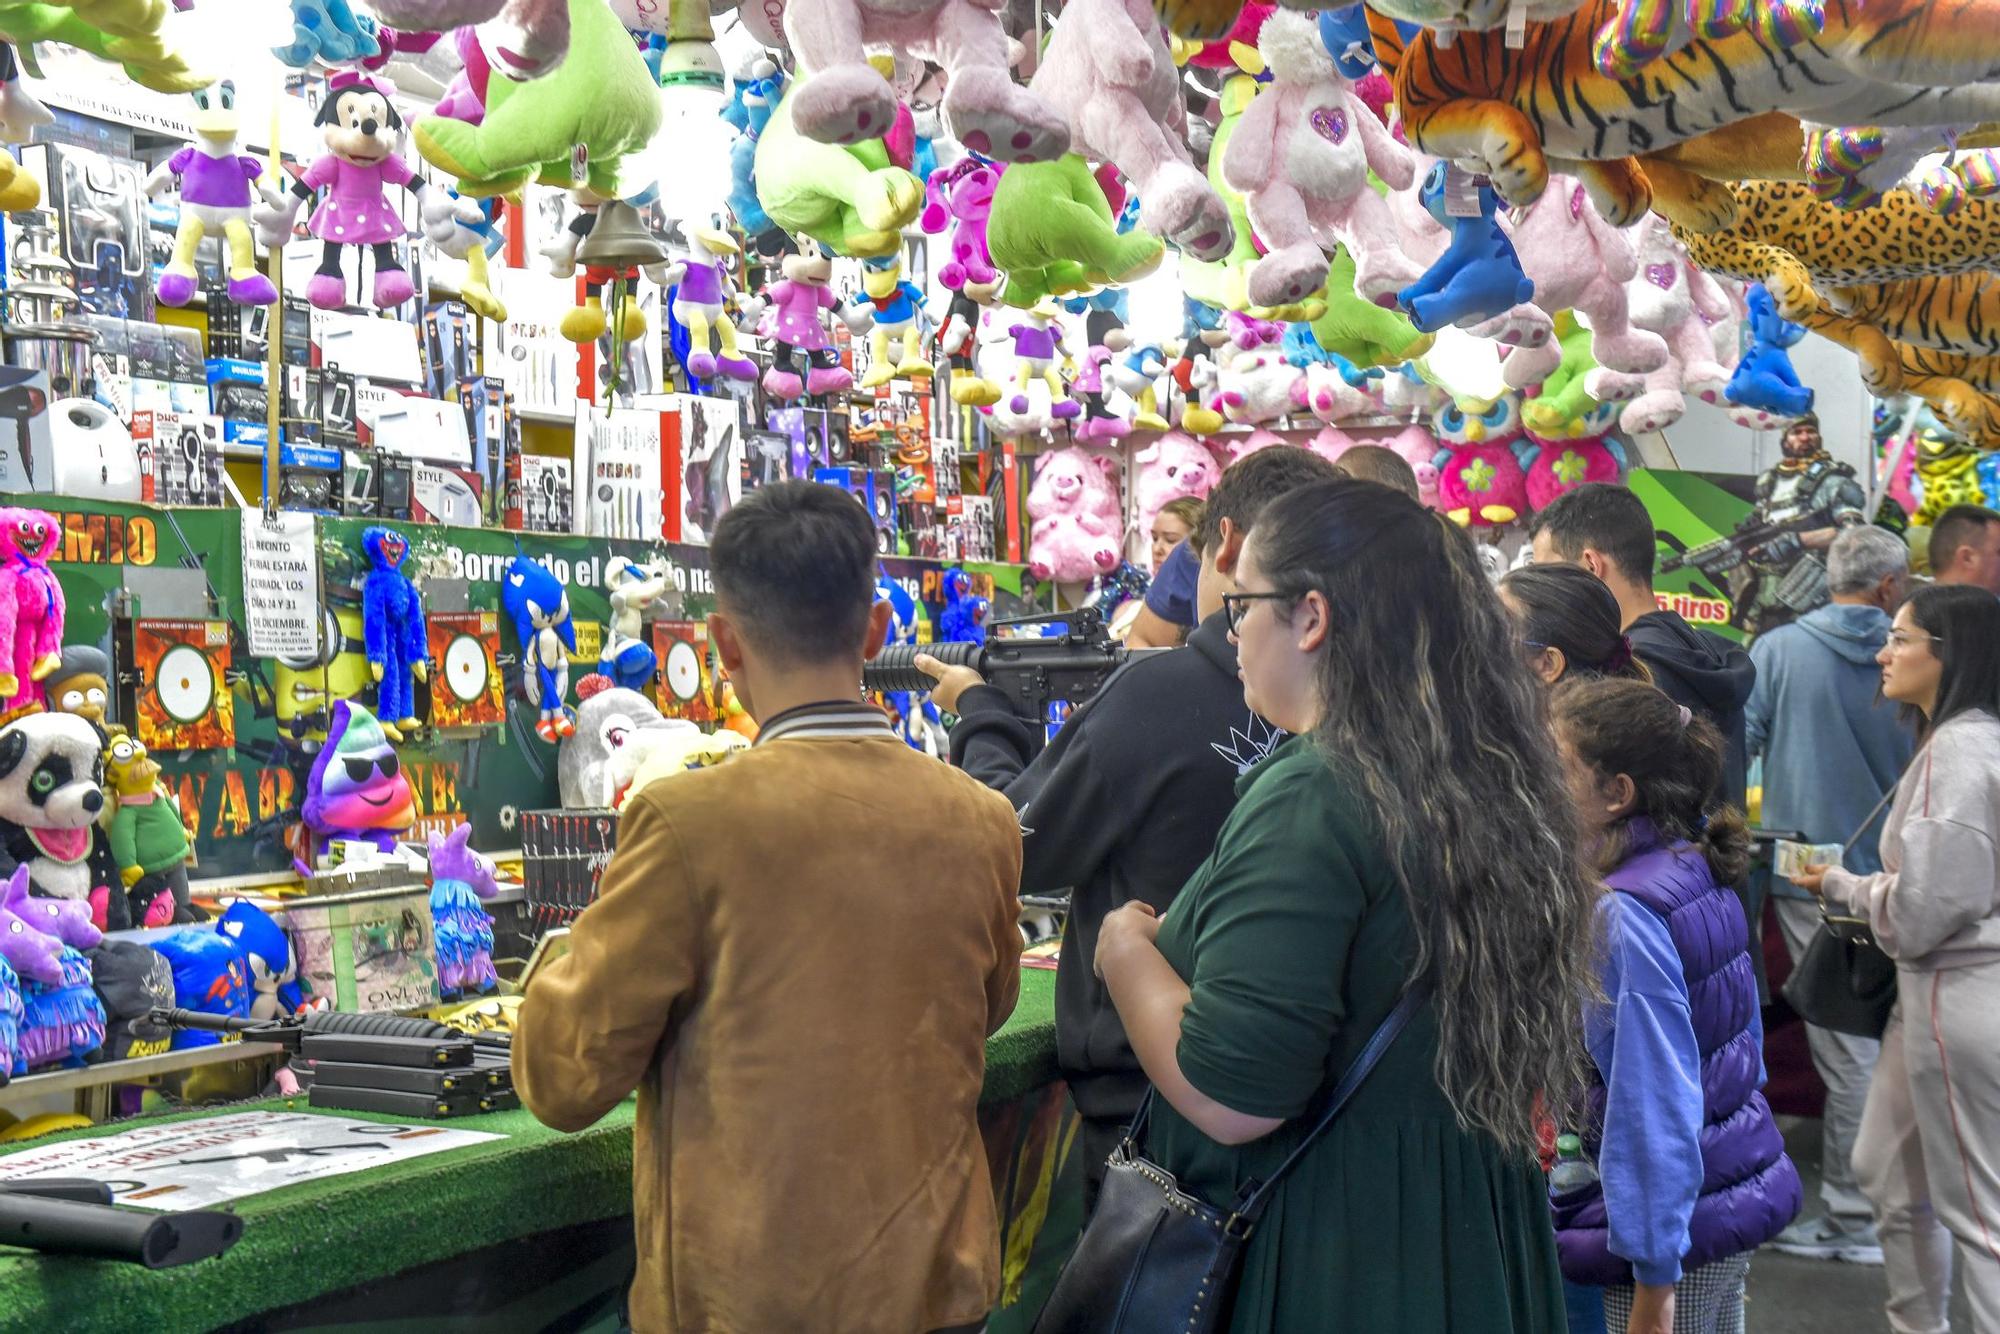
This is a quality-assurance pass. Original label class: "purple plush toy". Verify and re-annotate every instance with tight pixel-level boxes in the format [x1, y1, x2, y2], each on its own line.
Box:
[6, 868, 102, 952]
[428, 824, 498, 999]
[0, 871, 104, 1068]
[0, 866, 69, 986]
[0, 959, 22, 1081]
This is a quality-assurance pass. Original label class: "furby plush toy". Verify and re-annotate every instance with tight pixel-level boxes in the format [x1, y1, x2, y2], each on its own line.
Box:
[427, 823, 498, 999]
[0, 506, 65, 711]
[106, 730, 196, 928]
[147, 81, 279, 308]
[302, 700, 415, 854]
[503, 555, 576, 741]
[1434, 395, 1533, 527]
[256, 70, 447, 311]
[361, 526, 429, 740]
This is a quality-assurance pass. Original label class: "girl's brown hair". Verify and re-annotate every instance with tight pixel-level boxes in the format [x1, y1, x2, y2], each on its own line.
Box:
[1551, 677, 1751, 885]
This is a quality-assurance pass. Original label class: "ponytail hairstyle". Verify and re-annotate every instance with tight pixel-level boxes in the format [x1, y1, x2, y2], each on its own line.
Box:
[1246, 479, 1600, 1161]
[1550, 677, 1752, 886]
[1499, 564, 1650, 684]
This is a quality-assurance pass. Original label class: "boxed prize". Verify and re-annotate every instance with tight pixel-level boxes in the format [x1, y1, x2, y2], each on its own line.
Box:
[16, 143, 153, 321]
[206, 357, 269, 424]
[411, 463, 485, 527]
[511, 454, 573, 533]
[131, 410, 225, 505]
[278, 442, 343, 514]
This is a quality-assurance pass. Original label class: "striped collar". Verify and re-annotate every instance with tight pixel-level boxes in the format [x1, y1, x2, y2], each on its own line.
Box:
[754, 700, 895, 746]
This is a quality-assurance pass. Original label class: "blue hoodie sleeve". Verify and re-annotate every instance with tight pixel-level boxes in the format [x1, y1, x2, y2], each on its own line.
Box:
[1587, 892, 1704, 1287]
[1745, 634, 1776, 761]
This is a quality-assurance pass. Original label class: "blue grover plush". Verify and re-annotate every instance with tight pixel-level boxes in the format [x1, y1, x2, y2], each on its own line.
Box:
[1397, 162, 1536, 334]
[1724, 284, 1815, 419]
[273, 0, 379, 67]
[723, 61, 788, 249]
[361, 527, 428, 740]
[503, 556, 577, 742]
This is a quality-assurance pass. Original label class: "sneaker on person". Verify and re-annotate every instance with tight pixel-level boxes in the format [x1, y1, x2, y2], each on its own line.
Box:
[1768, 1213, 1884, 1264]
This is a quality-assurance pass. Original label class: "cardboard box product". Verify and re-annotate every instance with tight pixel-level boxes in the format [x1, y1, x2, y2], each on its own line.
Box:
[17, 143, 152, 320]
[132, 410, 225, 506]
[285, 884, 442, 1013]
[0, 369, 53, 493]
[514, 454, 573, 533]
[278, 442, 344, 515]
[411, 463, 485, 527]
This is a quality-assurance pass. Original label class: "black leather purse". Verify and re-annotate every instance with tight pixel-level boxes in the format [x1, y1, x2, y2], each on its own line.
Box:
[1032, 988, 1427, 1334]
[1778, 785, 1900, 1040]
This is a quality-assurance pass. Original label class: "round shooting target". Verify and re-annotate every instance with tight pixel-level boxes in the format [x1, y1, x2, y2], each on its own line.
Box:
[155, 644, 216, 724]
[663, 638, 702, 702]
[444, 633, 490, 703]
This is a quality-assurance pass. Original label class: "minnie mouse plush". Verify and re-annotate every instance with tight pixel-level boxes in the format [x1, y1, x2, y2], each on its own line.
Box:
[258, 71, 447, 310]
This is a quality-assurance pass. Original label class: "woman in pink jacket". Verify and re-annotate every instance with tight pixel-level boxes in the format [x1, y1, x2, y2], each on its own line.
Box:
[1795, 584, 2000, 1334]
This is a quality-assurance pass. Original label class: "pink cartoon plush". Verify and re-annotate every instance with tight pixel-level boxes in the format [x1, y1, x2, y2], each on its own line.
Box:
[1387, 423, 1444, 509]
[1297, 361, 1382, 424]
[1224, 10, 1420, 307]
[1030, 0, 1233, 261]
[1027, 446, 1123, 581]
[782, 0, 1068, 165]
[1525, 420, 1627, 511]
[1071, 345, 1130, 443]
[1208, 344, 1303, 426]
[1308, 425, 1361, 463]
[0, 508, 64, 711]
[1486, 176, 1669, 391]
[919, 157, 1002, 290]
[1619, 215, 1739, 434]
[1134, 430, 1222, 538]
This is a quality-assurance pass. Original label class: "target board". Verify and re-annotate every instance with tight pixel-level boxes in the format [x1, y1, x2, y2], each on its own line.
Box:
[425, 610, 504, 730]
[132, 619, 235, 751]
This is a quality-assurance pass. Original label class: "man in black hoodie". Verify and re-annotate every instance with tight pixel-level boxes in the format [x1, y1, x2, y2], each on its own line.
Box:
[917, 447, 1339, 1209]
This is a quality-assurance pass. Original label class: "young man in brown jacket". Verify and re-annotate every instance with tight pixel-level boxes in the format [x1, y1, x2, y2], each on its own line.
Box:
[514, 481, 1024, 1334]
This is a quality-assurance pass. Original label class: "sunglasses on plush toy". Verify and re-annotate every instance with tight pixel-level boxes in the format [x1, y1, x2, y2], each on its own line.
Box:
[342, 753, 399, 783]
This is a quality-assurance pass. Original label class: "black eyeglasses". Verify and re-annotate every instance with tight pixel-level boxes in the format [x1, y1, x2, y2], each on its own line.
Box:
[1221, 592, 1290, 633]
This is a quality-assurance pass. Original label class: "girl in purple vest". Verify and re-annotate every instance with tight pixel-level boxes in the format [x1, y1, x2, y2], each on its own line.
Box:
[1551, 678, 1802, 1334]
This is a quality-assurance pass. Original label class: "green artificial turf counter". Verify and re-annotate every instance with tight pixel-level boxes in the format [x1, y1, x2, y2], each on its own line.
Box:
[0, 965, 1058, 1332]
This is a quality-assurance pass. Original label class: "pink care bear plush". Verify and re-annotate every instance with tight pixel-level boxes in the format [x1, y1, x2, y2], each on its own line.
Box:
[1224, 10, 1419, 309]
[782, 0, 1067, 165]
[1620, 217, 1742, 434]
[1029, 0, 1233, 261]
[1134, 430, 1222, 540]
[1027, 447, 1123, 582]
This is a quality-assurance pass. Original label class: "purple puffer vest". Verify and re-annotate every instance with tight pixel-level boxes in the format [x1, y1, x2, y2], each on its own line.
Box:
[1555, 821, 1802, 1285]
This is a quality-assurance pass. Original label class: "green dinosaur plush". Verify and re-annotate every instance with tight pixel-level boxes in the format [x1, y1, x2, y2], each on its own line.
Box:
[0, 1, 205, 92]
[1520, 312, 1607, 438]
[754, 79, 921, 259]
[1310, 245, 1433, 370]
[987, 154, 1163, 307]
[414, 0, 659, 199]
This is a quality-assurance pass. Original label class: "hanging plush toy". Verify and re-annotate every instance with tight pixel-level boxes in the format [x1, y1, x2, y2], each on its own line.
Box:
[938, 285, 1004, 407]
[502, 555, 576, 742]
[257, 71, 441, 311]
[302, 700, 416, 854]
[427, 824, 498, 999]
[422, 191, 508, 321]
[105, 730, 195, 929]
[599, 556, 669, 691]
[754, 74, 924, 259]
[1026, 447, 1123, 581]
[755, 246, 857, 402]
[1397, 164, 1536, 335]
[855, 254, 934, 388]
[1105, 331, 1174, 432]
[147, 81, 278, 309]
[215, 899, 303, 1019]
[723, 59, 788, 251]
[921, 157, 1003, 291]
[1518, 314, 1610, 438]
[662, 228, 757, 383]
[0, 507, 64, 712]
[1726, 284, 1815, 419]
[1007, 304, 1078, 419]
[939, 568, 989, 644]
[1070, 344, 1129, 443]
[360, 527, 429, 741]
[986, 154, 1165, 306]
[1620, 220, 1741, 434]
[1435, 395, 1533, 527]
[1525, 410, 1628, 510]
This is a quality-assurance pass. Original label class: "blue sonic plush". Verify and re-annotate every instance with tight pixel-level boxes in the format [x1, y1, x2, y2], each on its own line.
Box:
[216, 899, 304, 1019]
[1397, 162, 1535, 335]
[1725, 284, 1815, 419]
[360, 526, 428, 741]
[503, 556, 577, 742]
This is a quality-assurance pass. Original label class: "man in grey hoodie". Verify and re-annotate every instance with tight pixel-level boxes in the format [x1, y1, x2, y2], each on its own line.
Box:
[1749, 525, 1917, 1265]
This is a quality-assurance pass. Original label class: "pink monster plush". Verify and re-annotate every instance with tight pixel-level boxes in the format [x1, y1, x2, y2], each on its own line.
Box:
[919, 157, 1003, 291]
[1133, 430, 1222, 540]
[782, 0, 1068, 165]
[1224, 10, 1420, 308]
[0, 508, 64, 711]
[1029, 0, 1233, 261]
[1027, 447, 1123, 582]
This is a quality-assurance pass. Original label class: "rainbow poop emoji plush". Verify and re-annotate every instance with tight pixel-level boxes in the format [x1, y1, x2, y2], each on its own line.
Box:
[302, 700, 415, 855]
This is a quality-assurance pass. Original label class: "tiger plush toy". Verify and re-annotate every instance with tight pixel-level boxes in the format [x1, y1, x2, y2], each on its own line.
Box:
[1824, 274, 2000, 358]
[1800, 308, 2000, 446]
[1367, 0, 2000, 225]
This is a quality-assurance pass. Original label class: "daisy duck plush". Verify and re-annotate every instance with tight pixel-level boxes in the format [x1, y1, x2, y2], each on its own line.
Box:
[146, 80, 278, 309]
[663, 226, 758, 382]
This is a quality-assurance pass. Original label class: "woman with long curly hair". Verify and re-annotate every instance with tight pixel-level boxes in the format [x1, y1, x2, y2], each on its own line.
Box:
[1094, 478, 1600, 1331]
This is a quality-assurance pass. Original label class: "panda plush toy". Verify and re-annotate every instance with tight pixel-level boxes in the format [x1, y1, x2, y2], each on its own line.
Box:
[0, 712, 125, 930]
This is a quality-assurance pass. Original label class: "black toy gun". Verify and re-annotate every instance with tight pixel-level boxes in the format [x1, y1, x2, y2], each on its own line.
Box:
[147, 1007, 484, 1067]
[0, 1179, 242, 1267]
[863, 606, 1159, 729]
[1658, 511, 1831, 579]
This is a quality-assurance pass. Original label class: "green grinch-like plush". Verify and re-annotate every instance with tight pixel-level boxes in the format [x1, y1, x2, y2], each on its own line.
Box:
[1310, 246, 1434, 370]
[1519, 313, 1606, 437]
[987, 153, 1163, 307]
[0, 1, 206, 92]
[1178, 72, 1268, 315]
[413, 0, 659, 198]
[754, 78, 921, 259]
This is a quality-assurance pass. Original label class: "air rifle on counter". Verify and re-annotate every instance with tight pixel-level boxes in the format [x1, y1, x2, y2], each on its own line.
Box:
[146, 1006, 494, 1068]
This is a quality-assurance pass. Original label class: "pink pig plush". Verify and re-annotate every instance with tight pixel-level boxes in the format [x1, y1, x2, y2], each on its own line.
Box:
[1133, 431, 1221, 540]
[1027, 446, 1123, 582]
[1308, 425, 1360, 464]
[1388, 423, 1444, 511]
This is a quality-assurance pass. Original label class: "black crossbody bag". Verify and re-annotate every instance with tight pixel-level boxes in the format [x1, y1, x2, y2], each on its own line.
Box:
[1780, 782, 1901, 1039]
[1031, 987, 1428, 1334]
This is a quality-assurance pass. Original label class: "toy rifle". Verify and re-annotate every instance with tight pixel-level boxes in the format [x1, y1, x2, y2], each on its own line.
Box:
[146, 1006, 488, 1068]
[0, 1179, 242, 1267]
[1657, 510, 1833, 580]
[863, 606, 1161, 734]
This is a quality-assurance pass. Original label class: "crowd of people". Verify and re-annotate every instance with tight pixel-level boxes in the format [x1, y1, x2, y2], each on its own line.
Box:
[512, 458, 2000, 1334]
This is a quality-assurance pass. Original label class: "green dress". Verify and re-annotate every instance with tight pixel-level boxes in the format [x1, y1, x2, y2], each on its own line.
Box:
[1144, 737, 1563, 1334]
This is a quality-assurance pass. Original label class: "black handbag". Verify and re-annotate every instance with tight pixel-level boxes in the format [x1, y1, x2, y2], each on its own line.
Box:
[1778, 784, 1900, 1040]
[1032, 987, 1427, 1334]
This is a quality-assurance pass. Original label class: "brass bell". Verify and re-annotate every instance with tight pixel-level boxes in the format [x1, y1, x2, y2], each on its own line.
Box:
[575, 200, 671, 270]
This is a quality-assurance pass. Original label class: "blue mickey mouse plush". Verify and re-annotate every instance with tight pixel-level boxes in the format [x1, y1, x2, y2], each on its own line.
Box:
[1724, 283, 1815, 419]
[1397, 162, 1535, 334]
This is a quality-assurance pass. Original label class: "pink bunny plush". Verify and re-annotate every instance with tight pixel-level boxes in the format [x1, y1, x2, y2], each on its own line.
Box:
[920, 157, 1003, 291]
[1133, 431, 1222, 541]
[1224, 10, 1419, 308]
[1029, 0, 1233, 261]
[783, 0, 1068, 165]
